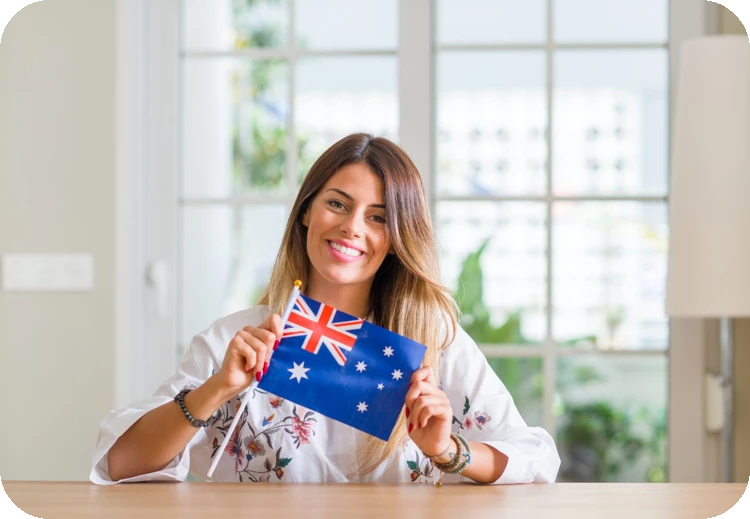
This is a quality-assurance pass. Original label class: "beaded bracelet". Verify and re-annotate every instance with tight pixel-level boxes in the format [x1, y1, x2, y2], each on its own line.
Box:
[431, 432, 472, 487]
[174, 388, 220, 428]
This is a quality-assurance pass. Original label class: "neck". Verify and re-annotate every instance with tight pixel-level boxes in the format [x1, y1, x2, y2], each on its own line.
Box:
[304, 274, 372, 319]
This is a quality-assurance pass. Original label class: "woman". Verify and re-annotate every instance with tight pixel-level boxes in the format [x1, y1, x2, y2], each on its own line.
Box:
[91, 134, 560, 485]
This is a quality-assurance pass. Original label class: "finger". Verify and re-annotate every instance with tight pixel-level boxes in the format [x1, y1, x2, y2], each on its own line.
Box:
[232, 333, 257, 373]
[258, 313, 283, 337]
[246, 328, 275, 374]
[247, 327, 276, 349]
[237, 330, 268, 380]
[407, 394, 444, 434]
[404, 380, 441, 411]
[267, 314, 283, 342]
[413, 395, 451, 429]
[410, 366, 436, 386]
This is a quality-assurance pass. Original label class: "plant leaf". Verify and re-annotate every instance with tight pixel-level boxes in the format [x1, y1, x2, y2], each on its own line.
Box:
[278, 457, 292, 468]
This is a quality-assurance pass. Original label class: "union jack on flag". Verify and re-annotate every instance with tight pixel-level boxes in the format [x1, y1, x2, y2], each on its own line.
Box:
[258, 293, 427, 441]
[282, 294, 364, 366]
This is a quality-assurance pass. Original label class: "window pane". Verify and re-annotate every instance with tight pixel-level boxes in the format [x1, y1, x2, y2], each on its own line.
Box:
[182, 59, 289, 198]
[437, 51, 547, 196]
[295, 0, 397, 50]
[437, 202, 547, 344]
[487, 357, 544, 427]
[552, 202, 668, 350]
[180, 204, 287, 346]
[183, 0, 288, 51]
[296, 57, 398, 181]
[556, 356, 668, 482]
[554, 0, 668, 43]
[437, 0, 546, 45]
[552, 50, 668, 196]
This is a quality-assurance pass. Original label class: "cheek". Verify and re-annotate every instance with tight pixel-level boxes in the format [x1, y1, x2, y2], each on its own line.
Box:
[372, 232, 391, 259]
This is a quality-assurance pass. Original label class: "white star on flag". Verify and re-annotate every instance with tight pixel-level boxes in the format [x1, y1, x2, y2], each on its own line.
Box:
[391, 369, 403, 380]
[355, 361, 367, 372]
[383, 346, 394, 357]
[288, 361, 310, 383]
[357, 402, 368, 413]
[377, 383, 384, 390]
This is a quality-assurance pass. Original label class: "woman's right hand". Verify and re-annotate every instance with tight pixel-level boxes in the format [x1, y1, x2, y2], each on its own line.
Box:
[213, 313, 283, 398]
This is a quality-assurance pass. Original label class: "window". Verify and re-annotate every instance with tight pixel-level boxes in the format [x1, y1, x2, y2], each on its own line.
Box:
[179, 0, 398, 354]
[434, 0, 670, 482]
[169, 0, 698, 483]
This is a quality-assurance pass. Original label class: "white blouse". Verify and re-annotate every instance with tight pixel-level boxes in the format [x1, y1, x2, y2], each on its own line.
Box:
[90, 306, 560, 485]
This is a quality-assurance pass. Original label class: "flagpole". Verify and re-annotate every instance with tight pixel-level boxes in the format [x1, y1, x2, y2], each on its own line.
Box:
[207, 279, 302, 479]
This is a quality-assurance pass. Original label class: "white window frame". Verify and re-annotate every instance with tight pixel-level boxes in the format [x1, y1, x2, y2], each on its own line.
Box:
[116, 0, 716, 481]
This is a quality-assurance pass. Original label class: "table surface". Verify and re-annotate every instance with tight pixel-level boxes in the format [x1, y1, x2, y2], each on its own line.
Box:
[3, 481, 747, 519]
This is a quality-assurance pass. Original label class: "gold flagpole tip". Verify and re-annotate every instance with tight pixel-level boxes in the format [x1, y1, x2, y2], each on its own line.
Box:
[294, 279, 302, 288]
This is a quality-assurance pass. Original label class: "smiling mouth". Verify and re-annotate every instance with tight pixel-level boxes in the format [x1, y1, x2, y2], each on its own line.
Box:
[327, 240, 364, 257]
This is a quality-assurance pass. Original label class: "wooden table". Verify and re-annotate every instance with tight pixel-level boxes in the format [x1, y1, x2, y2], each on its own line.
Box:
[3, 481, 747, 519]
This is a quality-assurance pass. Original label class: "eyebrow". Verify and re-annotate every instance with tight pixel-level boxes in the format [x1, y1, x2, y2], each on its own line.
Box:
[324, 188, 386, 209]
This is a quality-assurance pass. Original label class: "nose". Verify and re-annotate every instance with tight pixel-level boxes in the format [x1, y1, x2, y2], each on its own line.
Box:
[340, 210, 365, 238]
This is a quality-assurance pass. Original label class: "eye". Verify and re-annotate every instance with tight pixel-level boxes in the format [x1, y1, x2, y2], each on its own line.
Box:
[371, 214, 387, 224]
[327, 199, 346, 210]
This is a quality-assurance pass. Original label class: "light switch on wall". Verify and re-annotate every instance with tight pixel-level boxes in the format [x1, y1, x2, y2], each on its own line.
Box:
[1, 253, 95, 292]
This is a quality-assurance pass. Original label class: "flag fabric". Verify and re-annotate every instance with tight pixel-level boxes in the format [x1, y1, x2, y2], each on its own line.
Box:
[257, 293, 427, 441]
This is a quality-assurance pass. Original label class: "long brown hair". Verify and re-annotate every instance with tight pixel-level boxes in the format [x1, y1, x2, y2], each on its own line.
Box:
[259, 133, 458, 474]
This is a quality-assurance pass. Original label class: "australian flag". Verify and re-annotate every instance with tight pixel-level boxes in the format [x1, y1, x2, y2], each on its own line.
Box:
[257, 293, 426, 441]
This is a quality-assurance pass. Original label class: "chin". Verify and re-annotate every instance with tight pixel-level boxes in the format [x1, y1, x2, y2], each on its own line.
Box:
[320, 269, 366, 286]
[315, 263, 373, 287]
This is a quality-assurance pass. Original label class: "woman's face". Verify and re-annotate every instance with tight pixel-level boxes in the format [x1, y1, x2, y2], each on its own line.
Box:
[302, 162, 392, 290]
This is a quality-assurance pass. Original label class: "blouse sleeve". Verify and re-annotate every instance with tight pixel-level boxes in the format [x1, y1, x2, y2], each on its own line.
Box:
[89, 307, 267, 485]
[438, 325, 561, 484]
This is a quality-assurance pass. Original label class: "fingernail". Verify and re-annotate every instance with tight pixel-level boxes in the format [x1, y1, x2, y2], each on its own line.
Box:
[405, 407, 410, 418]
[408, 423, 414, 434]
[256, 372, 262, 383]
[273, 340, 280, 351]
[263, 362, 269, 375]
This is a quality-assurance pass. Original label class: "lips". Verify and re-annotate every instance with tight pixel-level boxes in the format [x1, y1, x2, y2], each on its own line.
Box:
[326, 239, 365, 257]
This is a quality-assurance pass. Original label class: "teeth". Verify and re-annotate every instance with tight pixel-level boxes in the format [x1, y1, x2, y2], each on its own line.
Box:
[329, 241, 362, 257]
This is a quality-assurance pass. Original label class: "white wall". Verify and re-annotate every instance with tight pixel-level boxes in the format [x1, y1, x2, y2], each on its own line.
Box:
[0, 0, 116, 480]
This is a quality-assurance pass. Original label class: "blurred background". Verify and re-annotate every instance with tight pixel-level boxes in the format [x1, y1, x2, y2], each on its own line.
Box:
[0, 0, 748, 484]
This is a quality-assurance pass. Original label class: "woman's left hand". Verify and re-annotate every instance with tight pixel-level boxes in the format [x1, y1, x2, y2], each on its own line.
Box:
[404, 366, 454, 458]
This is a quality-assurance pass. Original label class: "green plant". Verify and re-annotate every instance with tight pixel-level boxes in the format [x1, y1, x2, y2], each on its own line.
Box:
[229, 0, 315, 191]
[455, 237, 667, 482]
[555, 398, 667, 482]
[454, 238, 528, 344]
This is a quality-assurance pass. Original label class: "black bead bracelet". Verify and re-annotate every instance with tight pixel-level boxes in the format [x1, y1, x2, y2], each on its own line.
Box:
[174, 388, 220, 428]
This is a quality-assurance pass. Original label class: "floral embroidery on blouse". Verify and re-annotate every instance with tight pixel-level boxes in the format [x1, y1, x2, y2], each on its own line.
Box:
[209, 393, 317, 482]
[452, 396, 492, 431]
[406, 449, 435, 483]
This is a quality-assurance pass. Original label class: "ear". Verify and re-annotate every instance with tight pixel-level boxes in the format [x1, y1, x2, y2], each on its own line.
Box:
[301, 205, 311, 228]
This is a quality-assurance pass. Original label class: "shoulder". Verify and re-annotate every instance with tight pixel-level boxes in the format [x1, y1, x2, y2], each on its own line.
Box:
[193, 305, 271, 361]
[439, 322, 486, 380]
[445, 324, 479, 354]
[212, 305, 270, 334]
